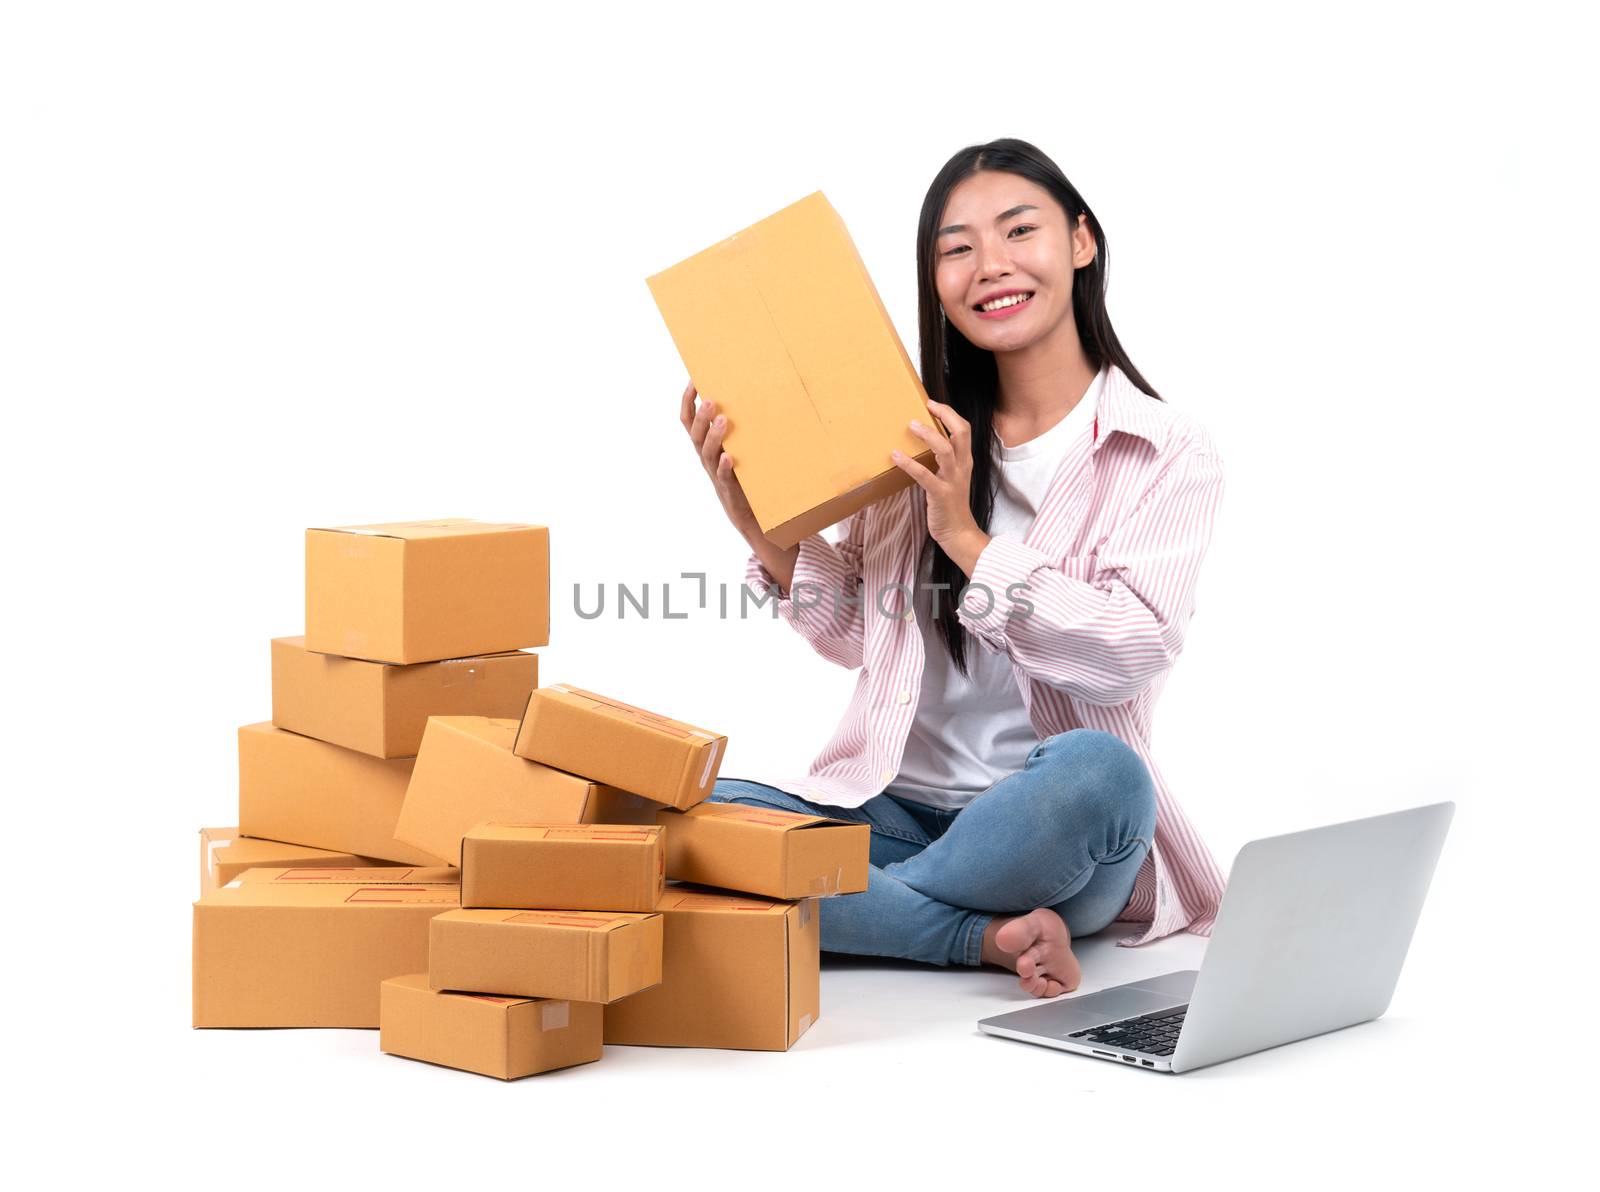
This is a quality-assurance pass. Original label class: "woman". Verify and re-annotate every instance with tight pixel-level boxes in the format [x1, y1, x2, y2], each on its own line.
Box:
[678, 138, 1227, 999]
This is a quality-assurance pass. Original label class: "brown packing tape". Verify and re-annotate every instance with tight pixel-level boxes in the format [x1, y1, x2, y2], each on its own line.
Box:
[440, 663, 480, 688]
[806, 868, 842, 896]
[694, 737, 723, 792]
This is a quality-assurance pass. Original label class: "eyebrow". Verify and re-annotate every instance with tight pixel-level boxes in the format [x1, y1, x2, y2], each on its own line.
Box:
[937, 204, 1039, 236]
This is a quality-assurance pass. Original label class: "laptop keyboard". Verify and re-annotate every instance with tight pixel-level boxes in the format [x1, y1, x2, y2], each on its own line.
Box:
[1068, 1006, 1187, 1056]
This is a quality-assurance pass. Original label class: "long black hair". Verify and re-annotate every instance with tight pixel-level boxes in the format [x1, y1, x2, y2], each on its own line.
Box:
[915, 137, 1163, 678]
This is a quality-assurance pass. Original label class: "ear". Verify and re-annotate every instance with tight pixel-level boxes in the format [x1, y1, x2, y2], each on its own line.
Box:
[1072, 213, 1098, 269]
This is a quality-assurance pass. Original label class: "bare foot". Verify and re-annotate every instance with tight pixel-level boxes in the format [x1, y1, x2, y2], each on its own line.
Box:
[981, 908, 1082, 998]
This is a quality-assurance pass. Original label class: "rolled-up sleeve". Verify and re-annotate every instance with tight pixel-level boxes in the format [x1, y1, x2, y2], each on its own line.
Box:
[955, 439, 1225, 704]
[744, 509, 867, 671]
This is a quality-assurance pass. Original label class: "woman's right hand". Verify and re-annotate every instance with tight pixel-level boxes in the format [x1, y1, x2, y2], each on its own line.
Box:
[680, 378, 765, 542]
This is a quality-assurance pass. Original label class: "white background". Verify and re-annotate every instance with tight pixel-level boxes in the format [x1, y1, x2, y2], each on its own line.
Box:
[4, 0, 1591, 1184]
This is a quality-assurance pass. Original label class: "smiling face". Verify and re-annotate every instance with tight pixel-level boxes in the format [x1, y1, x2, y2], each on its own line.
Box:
[933, 170, 1095, 353]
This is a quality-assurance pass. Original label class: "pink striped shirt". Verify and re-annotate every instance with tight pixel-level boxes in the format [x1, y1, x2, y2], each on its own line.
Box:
[738, 362, 1228, 947]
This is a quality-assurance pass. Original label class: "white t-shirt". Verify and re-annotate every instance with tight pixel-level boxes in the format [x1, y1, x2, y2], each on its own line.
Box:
[884, 366, 1106, 810]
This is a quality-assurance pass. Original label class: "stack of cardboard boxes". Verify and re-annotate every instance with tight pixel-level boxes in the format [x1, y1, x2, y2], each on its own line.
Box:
[193, 191, 928, 1076]
[193, 519, 547, 1030]
[192, 518, 870, 1080]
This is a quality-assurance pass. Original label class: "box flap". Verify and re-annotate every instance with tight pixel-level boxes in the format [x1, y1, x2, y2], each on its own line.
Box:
[545, 685, 723, 744]
[501, 910, 651, 933]
[434, 714, 520, 749]
[229, 866, 458, 884]
[654, 885, 790, 915]
[473, 823, 661, 844]
[383, 974, 540, 1007]
[679, 802, 840, 834]
[199, 882, 459, 908]
[309, 519, 540, 541]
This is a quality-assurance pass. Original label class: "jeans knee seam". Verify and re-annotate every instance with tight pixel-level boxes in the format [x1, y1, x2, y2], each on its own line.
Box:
[1035, 837, 1151, 909]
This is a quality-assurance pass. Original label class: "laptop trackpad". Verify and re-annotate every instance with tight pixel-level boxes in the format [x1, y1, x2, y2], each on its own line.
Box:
[981, 973, 1195, 1033]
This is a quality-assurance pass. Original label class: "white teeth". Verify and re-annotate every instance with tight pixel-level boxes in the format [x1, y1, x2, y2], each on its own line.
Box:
[980, 292, 1033, 312]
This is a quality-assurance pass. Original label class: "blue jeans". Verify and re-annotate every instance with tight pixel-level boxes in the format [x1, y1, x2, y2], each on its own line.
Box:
[708, 728, 1158, 967]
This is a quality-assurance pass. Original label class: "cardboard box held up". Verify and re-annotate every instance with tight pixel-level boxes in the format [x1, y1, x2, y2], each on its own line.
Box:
[395, 716, 640, 863]
[198, 826, 384, 895]
[271, 636, 537, 758]
[646, 190, 944, 548]
[193, 875, 460, 1028]
[380, 974, 602, 1080]
[597, 800, 870, 900]
[604, 885, 820, 1051]
[513, 685, 726, 811]
[305, 519, 549, 664]
[429, 909, 663, 1003]
[237, 723, 444, 865]
[461, 823, 664, 912]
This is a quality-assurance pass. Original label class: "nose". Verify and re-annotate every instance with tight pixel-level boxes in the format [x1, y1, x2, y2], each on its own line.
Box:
[974, 232, 1014, 284]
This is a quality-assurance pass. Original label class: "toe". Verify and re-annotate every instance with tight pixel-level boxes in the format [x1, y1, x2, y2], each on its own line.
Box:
[994, 915, 1036, 955]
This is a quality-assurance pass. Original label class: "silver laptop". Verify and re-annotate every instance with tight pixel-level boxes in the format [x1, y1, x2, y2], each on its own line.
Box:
[977, 801, 1453, 1073]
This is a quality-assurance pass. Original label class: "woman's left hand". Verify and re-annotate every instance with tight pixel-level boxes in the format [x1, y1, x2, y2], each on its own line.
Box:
[892, 399, 983, 551]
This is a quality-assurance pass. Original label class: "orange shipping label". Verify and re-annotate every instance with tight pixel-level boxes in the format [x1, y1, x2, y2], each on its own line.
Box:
[668, 895, 778, 912]
[344, 886, 460, 905]
[504, 911, 631, 929]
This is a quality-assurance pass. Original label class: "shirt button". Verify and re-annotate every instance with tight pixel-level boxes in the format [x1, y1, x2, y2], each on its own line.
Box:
[879, 769, 894, 783]
[902, 608, 914, 620]
[897, 689, 911, 704]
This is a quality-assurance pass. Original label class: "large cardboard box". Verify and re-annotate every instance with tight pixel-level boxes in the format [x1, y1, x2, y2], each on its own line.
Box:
[461, 823, 664, 912]
[429, 909, 663, 1003]
[629, 801, 870, 900]
[645, 190, 943, 548]
[198, 826, 383, 895]
[379, 974, 603, 1080]
[396, 716, 639, 863]
[603, 885, 820, 1051]
[237, 722, 444, 866]
[271, 635, 537, 758]
[193, 876, 460, 1028]
[513, 685, 726, 811]
[305, 519, 549, 664]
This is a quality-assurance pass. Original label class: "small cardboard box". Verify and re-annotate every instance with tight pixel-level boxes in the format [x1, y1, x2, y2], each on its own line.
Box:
[305, 519, 549, 664]
[603, 885, 820, 1051]
[396, 716, 640, 863]
[644, 802, 870, 900]
[193, 877, 460, 1028]
[429, 909, 663, 1003]
[380, 974, 602, 1080]
[225, 865, 460, 885]
[645, 190, 943, 548]
[271, 635, 537, 758]
[513, 685, 726, 811]
[237, 722, 444, 866]
[198, 826, 384, 895]
[461, 823, 665, 912]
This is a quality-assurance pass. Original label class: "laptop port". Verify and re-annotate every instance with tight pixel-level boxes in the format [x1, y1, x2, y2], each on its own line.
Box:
[1141, 1060, 1154, 1067]
[1092, 1050, 1115, 1058]
[1122, 1056, 1136, 1063]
